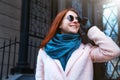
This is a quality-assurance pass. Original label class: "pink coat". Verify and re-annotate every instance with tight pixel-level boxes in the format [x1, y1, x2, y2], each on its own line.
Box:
[35, 26, 120, 80]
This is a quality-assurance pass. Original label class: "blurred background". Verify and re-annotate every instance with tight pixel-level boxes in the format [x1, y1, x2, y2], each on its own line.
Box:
[0, 0, 120, 80]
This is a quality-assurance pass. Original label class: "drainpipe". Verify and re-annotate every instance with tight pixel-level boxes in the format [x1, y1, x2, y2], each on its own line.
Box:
[11, 0, 33, 74]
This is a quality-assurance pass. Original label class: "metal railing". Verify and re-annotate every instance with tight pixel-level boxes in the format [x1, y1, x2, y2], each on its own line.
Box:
[0, 37, 39, 80]
[0, 37, 19, 80]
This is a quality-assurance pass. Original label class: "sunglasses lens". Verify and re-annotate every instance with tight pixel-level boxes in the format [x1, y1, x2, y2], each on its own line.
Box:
[67, 15, 81, 23]
[67, 15, 74, 21]
[76, 17, 81, 23]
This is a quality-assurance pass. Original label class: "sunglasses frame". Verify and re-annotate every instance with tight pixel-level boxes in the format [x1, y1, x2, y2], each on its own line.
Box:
[66, 15, 81, 23]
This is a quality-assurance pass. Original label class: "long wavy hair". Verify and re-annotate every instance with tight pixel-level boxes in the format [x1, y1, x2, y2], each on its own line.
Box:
[40, 8, 80, 48]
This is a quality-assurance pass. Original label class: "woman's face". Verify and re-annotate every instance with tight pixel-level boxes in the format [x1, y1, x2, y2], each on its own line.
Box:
[60, 11, 80, 34]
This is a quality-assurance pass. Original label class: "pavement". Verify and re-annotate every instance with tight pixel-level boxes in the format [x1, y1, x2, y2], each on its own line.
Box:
[2, 74, 35, 80]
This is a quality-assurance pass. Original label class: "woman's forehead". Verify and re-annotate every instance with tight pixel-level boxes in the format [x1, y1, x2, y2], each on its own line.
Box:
[65, 11, 78, 17]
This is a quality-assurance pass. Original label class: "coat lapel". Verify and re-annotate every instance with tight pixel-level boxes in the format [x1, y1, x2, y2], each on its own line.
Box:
[65, 44, 85, 74]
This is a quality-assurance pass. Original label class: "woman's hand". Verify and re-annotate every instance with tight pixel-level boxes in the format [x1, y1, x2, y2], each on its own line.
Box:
[80, 17, 92, 33]
[80, 17, 95, 45]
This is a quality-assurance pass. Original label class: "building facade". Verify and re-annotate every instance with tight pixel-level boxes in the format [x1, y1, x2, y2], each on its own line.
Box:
[0, 0, 120, 80]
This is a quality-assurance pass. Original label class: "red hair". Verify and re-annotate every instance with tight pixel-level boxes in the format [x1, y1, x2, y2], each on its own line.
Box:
[40, 8, 79, 48]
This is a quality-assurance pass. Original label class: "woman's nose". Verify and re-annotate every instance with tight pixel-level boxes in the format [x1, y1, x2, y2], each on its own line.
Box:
[73, 19, 79, 24]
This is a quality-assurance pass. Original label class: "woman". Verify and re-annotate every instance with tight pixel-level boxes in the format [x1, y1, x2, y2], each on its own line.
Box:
[35, 8, 120, 80]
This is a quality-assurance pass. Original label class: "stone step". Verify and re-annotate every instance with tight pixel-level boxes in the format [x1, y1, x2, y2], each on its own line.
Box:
[16, 74, 35, 80]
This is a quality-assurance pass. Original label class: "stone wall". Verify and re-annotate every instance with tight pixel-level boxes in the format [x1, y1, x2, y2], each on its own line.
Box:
[0, 0, 21, 78]
[0, 0, 21, 44]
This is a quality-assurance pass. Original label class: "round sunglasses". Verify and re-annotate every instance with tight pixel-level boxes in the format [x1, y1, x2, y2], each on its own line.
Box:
[66, 15, 81, 23]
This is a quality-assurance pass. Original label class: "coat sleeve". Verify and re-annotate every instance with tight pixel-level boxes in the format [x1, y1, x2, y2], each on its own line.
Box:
[35, 49, 44, 80]
[88, 26, 120, 62]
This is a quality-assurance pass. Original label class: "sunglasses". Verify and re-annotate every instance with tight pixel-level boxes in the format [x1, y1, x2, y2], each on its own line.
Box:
[66, 15, 81, 23]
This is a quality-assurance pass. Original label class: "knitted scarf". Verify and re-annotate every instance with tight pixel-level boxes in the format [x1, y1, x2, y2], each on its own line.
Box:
[44, 33, 81, 70]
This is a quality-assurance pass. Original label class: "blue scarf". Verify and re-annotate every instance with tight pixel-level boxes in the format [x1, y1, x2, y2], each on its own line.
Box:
[44, 33, 81, 70]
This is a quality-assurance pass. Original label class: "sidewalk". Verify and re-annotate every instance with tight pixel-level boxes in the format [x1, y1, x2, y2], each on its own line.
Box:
[16, 74, 35, 80]
[2, 74, 35, 80]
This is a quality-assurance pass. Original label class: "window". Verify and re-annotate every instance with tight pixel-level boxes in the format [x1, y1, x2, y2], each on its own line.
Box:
[103, 1, 120, 79]
[103, 2, 118, 42]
